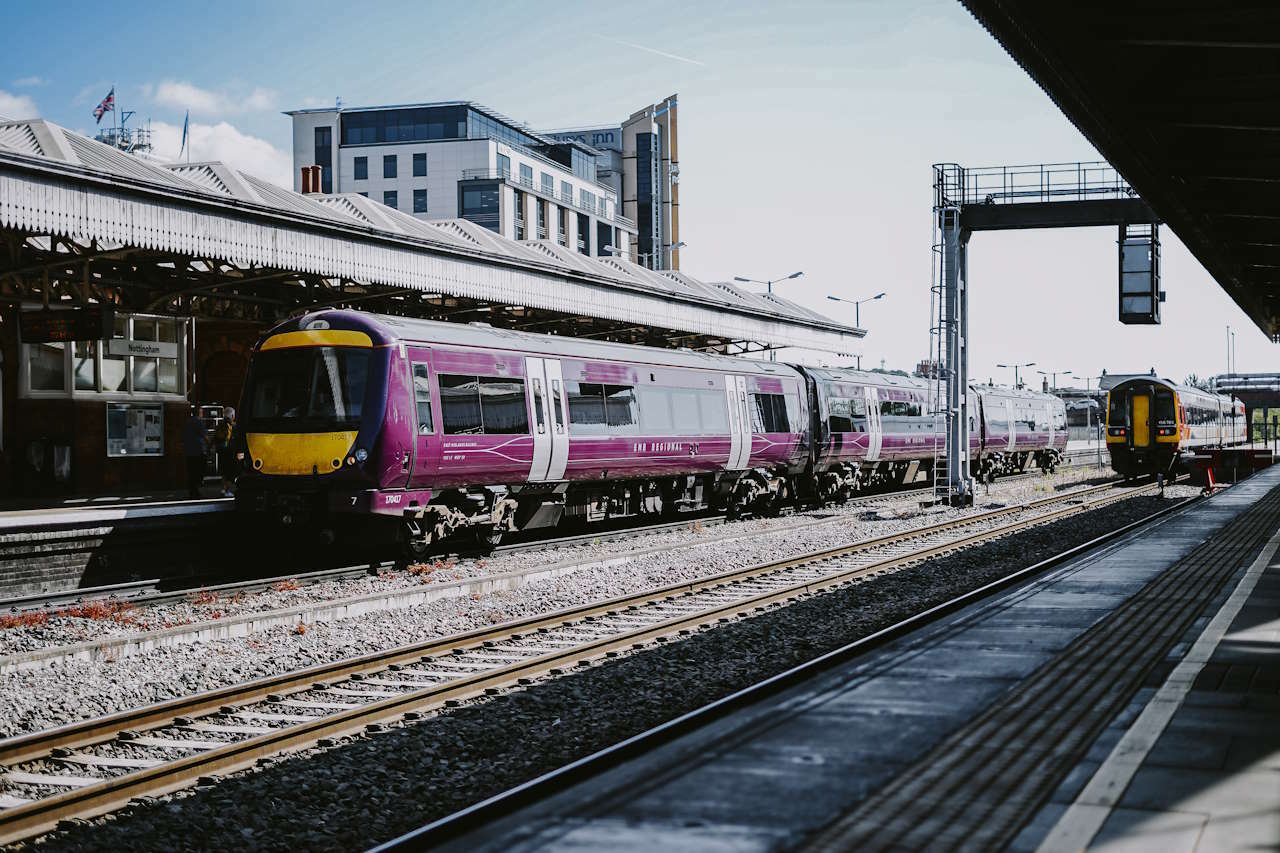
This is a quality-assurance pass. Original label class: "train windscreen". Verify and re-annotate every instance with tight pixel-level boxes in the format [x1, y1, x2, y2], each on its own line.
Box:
[1155, 390, 1176, 427]
[248, 347, 370, 431]
[1107, 393, 1127, 426]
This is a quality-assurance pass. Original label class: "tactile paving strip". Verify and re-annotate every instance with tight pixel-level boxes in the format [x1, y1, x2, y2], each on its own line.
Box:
[802, 486, 1280, 852]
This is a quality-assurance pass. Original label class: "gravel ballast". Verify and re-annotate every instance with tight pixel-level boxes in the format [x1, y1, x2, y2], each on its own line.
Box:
[27, 487, 1192, 853]
[0, 468, 1106, 658]
[0, 476, 1116, 737]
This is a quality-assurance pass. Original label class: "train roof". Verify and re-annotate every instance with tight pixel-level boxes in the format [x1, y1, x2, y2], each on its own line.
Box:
[799, 367, 933, 390]
[970, 383, 1064, 403]
[1106, 375, 1237, 405]
[280, 310, 804, 380]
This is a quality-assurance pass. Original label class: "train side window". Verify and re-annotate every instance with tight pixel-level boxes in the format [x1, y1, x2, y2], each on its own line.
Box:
[697, 389, 729, 434]
[829, 397, 853, 433]
[752, 393, 789, 432]
[604, 385, 639, 434]
[439, 374, 482, 435]
[412, 363, 433, 435]
[478, 377, 529, 434]
[638, 386, 674, 433]
[567, 381, 607, 436]
[531, 377, 545, 434]
[671, 389, 701, 434]
[551, 380, 565, 433]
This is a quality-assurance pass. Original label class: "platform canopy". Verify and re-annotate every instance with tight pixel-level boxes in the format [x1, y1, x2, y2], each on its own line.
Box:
[0, 119, 861, 354]
[962, 1, 1280, 342]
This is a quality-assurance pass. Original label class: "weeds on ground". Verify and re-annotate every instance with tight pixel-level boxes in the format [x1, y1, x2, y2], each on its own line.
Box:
[56, 601, 138, 625]
[0, 611, 51, 629]
[294, 621, 308, 635]
[271, 580, 301, 593]
[187, 589, 219, 606]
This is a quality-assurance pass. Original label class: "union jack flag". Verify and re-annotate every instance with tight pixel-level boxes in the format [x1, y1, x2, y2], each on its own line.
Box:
[92, 88, 114, 125]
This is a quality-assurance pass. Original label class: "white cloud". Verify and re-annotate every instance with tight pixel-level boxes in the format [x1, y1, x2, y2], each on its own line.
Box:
[0, 89, 38, 120]
[149, 120, 292, 189]
[13, 76, 45, 88]
[153, 80, 277, 115]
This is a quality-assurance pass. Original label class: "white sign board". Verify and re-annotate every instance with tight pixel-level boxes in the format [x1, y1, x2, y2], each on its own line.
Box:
[108, 339, 178, 359]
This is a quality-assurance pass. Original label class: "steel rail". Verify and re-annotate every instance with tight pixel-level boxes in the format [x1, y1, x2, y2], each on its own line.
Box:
[0, 480, 1152, 844]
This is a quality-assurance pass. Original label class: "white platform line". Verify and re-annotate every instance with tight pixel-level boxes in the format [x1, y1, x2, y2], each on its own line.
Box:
[1037, 525, 1280, 852]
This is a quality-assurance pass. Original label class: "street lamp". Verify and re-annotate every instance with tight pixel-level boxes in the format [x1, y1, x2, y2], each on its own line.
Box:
[996, 362, 1036, 388]
[733, 270, 804, 296]
[636, 241, 688, 268]
[733, 271, 804, 360]
[1036, 368, 1073, 392]
[827, 292, 886, 369]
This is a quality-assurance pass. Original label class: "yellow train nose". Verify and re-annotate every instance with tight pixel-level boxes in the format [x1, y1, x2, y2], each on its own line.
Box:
[245, 432, 359, 476]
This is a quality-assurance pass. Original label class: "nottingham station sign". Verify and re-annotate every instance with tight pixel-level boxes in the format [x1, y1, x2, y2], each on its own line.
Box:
[19, 306, 116, 343]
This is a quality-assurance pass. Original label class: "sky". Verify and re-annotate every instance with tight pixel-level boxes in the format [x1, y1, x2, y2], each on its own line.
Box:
[0, 0, 1271, 388]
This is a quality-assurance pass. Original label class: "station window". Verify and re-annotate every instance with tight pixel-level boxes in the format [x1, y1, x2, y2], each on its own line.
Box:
[413, 152, 427, 177]
[519, 163, 533, 187]
[20, 310, 189, 400]
[383, 154, 397, 179]
[497, 153, 511, 180]
[353, 156, 368, 181]
[383, 190, 398, 209]
[413, 189, 428, 213]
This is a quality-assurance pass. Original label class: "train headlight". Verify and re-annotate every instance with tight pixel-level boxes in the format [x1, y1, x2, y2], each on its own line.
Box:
[355, 448, 369, 463]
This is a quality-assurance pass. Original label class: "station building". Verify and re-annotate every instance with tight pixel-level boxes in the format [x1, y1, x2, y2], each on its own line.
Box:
[543, 94, 680, 270]
[0, 116, 860, 499]
[286, 101, 636, 260]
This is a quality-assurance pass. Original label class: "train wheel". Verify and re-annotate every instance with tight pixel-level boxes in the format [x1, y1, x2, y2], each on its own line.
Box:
[403, 528, 433, 562]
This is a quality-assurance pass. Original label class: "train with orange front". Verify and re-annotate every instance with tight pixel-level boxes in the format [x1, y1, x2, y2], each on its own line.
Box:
[1105, 376, 1245, 477]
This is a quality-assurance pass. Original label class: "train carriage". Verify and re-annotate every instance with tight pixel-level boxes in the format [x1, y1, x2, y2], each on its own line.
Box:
[235, 309, 1071, 552]
[1105, 376, 1246, 477]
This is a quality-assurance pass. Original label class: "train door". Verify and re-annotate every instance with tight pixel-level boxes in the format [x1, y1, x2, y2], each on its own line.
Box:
[732, 371, 747, 466]
[863, 385, 882, 461]
[1045, 403, 1054, 447]
[1131, 392, 1151, 447]
[407, 347, 439, 488]
[525, 357, 570, 481]
[1005, 400, 1016, 451]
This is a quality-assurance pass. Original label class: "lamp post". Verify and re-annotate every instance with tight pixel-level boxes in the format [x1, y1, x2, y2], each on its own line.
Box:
[1036, 368, 1073, 392]
[636, 241, 688, 268]
[996, 361, 1036, 388]
[733, 271, 804, 360]
[826, 292, 885, 369]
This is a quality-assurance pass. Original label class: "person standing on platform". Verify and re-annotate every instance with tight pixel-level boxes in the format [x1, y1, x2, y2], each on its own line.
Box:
[216, 407, 238, 497]
[182, 406, 206, 499]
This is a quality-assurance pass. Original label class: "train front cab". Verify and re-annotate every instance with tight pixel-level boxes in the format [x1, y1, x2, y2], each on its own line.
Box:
[1106, 381, 1178, 476]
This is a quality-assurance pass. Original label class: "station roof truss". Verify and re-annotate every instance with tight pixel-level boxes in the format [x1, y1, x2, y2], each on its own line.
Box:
[961, 0, 1280, 341]
[0, 119, 862, 355]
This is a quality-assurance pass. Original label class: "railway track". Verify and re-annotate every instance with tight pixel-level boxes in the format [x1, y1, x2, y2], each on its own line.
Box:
[0, 478, 1157, 844]
[1, 467, 1091, 615]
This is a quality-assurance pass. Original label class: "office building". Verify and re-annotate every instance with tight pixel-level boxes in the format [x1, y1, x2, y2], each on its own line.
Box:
[287, 101, 635, 257]
[544, 95, 679, 269]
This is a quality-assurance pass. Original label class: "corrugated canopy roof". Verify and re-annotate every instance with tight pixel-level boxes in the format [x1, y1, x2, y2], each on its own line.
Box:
[0, 117, 862, 353]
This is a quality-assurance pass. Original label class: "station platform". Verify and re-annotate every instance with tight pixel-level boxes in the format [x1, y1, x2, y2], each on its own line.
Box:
[446, 464, 1280, 852]
[0, 488, 231, 532]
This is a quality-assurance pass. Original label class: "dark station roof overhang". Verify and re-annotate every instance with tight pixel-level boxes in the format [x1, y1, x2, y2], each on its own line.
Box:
[961, 0, 1280, 341]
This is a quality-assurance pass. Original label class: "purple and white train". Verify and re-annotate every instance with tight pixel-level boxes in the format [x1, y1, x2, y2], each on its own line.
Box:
[234, 309, 1066, 552]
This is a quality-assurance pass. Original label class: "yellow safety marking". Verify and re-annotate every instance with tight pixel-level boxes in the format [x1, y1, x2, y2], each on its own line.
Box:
[246, 432, 358, 476]
[260, 330, 373, 351]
